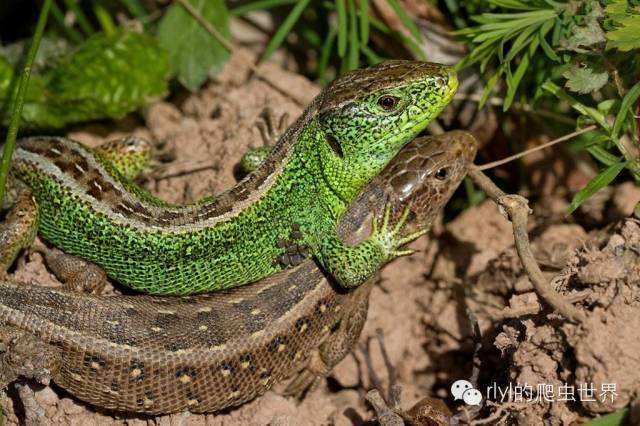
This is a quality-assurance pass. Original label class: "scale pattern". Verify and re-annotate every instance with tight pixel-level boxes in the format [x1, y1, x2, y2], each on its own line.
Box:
[0, 132, 476, 414]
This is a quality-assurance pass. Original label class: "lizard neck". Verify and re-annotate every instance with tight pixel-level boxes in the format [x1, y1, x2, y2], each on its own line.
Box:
[295, 124, 348, 220]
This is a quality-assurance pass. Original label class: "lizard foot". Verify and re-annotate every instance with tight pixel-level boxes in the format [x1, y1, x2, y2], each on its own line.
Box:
[274, 223, 311, 267]
[33, 241, 109, 294]
[370, 203, 428, 262]
[0, 326, 60, 426]
[237, 108, 291, 176]
[255, 107, 290, 147]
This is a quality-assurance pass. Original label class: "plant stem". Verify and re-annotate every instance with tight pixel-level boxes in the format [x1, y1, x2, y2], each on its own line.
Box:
[0, 0, 52, 206]
[475, 125, 598, 170]
[62, 0, 94, 36]
[94, 1, 116, 36]
[174, 0, 234, 53]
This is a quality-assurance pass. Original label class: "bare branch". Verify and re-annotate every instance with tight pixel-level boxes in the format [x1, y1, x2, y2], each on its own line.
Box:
[468, 167, 587, 323]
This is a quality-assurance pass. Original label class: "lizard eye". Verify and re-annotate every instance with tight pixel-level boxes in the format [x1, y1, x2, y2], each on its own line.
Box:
[435, 167, 449, 180]
[377, 95, 400, 111]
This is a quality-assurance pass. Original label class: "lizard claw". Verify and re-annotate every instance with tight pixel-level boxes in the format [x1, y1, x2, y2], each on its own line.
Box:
[255, 107, 290, 147]
[370, 204, 427, 263]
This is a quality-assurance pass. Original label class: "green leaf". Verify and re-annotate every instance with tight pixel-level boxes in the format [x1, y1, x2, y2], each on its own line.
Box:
[503, 37, 537, 110]
[568, 161, 628, 213]
[336, 0, 347, 57]
[359, 0, 370, 45]
[606, 13, 640, 51]
[565, 21, 605, 51]
[6, 31, 170, 128]
[587, 145, 622, 166]
[605, 0, 627, 17]
[385, 0, 423, 44]
[346, 0, 359, 71]
[562, 63, 609, 94]
[597, 99, 616, 115]
[259, 0, 311, 62]
[538, 19, 559, 61]
[316, 25, 337, 79]
[479, 72, 500, 108]
[157, 0, 230, 91]
[542, 81, 609, 129]
[612, 81, 640, 140]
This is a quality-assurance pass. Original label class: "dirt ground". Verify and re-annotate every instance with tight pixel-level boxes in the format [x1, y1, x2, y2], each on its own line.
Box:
[2, 51, 640, 425]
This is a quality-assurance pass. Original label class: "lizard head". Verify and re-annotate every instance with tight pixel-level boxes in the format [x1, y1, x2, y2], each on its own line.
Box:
[315, 60, 457, 203]
[383, 130, 477, 226]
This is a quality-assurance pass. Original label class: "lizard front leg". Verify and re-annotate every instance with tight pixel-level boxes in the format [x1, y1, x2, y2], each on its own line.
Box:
[316, 205, 427, 289]
[238, 107, 290, 174]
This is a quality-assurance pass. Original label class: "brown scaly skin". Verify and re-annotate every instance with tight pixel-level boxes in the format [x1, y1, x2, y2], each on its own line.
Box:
[0, 131, 477, 415]
[0, 189, 38, 276]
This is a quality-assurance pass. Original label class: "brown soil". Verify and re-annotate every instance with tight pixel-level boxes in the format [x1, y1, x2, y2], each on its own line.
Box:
[2, 51, 640, 425]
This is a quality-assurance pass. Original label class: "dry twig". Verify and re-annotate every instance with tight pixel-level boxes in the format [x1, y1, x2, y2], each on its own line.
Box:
[468, 167, 587, 323]
[475, 125, 597, 171]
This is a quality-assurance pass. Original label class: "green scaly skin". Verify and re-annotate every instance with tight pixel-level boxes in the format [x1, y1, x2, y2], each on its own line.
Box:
[5, 61, 457, 295]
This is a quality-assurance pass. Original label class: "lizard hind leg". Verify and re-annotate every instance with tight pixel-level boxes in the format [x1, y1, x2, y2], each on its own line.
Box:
[284, 283, 372, 398]
[0, 325, 61, 425]
[93, 136, 156, 181]
[0, 188, 39, 277]
[32, 241, 109, 294]
[0, 325, 60, 389]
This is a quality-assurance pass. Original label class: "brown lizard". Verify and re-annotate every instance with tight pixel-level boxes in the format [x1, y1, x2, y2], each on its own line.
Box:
[0, 131, 476, 415]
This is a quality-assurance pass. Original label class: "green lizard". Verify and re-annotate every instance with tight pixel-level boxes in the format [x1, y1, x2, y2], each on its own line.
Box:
[2, 60, 457, 295]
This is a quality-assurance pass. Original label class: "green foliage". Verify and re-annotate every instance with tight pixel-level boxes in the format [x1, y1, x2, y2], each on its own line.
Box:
[562, 63, 608, 94]
[567, 160, 627, 213]
[260, 0, 312, 62]
[1, 31, 170, 128]
[455, 0, 640, 212]
[234, 0, 426, 76]
[605, 0, 640, 51]
[583, 408, 628, 426]
[157, 0, 231, 91]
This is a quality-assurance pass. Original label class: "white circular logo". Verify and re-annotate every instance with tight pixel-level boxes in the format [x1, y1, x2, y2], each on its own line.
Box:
[451, 379, 483, 405]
